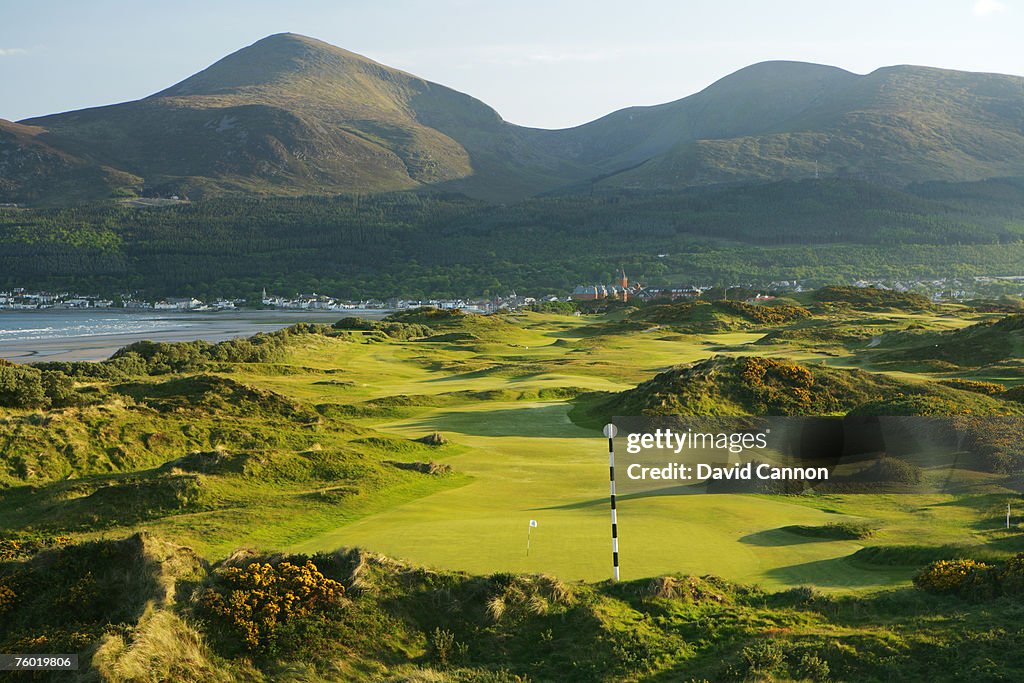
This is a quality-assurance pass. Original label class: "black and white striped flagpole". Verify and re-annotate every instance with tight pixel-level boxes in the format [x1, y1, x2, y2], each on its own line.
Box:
[604, 423, 620, 582]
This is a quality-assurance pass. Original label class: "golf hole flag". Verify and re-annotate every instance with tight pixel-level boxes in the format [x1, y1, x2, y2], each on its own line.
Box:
[529, 520, 538, 527]
[526, 520, 538, 556]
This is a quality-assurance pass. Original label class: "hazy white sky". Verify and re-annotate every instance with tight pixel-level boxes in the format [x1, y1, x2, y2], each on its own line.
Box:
[1, 0, 1022, 128]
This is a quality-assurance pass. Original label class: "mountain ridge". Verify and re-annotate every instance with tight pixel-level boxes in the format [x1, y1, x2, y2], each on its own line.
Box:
[5, 33, 1024, 204]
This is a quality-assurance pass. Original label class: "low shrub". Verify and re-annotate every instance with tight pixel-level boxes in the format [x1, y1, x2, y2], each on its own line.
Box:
[0, 365, 81, 409]
[333, 317, 433, 340]
[913, 559, 991, 595]
[941, 378, 1006, 396]
[794, 652, 831, 682]
[200, 559, 347, 658]
[0, 535, 74, 561]
[785, 522, 877, 540]
[740, 639, 786, 675]
[484, 574, 574, 624]
[998, 553, 1024, 595]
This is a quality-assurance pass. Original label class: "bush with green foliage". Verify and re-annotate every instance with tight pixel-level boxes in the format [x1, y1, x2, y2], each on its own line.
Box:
[385, 306, 466, 325]
[0, 364, 80, 409]
[862, 456, 923, 485]
[794, 652, 832, 682]
[601, 355, 910, 417]
[0, 364, 47, 408]
[785, 522, 877, 540]
[333, 316, 433, 339]
[716, 299, 812, 324]
[102, 323, 333, 375]
[740, 640, 786, 676]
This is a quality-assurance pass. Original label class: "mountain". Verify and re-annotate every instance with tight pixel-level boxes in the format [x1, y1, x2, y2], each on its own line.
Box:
[14, 33, 589, 202]
[583, 62, 1024, 190]
[4, 33, 1024, 204]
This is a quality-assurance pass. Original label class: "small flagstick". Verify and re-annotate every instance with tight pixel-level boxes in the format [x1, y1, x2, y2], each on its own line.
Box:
[604, 423, 620, 582]
[527, 519, 538, 556]
[1008, 501, 1012, 529]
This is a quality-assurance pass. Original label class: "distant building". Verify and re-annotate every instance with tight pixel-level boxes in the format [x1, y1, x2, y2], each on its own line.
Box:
[155, 297, 202, 310]
[571, 268, 642, 302]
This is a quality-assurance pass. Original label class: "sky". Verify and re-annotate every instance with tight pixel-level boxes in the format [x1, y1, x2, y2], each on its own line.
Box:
[1, 0, 1023, 129]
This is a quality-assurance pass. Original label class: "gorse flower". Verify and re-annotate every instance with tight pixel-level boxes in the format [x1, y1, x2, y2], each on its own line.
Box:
[201, 559, 346, 653]
[913, 559, 990, 594]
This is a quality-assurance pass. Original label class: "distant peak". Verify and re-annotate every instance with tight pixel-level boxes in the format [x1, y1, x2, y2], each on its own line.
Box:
[151, 33, 390, 99]
[720, 60, 855, 82]
[258, 31, 311, 41]
[228, 32, 374, 66]
[741, 59, 851, 71]
[695, 60, 857, 99]
[247, 32, 336, 52]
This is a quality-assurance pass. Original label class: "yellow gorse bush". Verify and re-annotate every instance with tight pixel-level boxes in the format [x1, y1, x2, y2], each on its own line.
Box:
[913, 559, 990, 594]
[0, 535, 73, 561]
[741, 357, 817, 409]
[202, 560, 345, 651]
[0, 581, 16, 615]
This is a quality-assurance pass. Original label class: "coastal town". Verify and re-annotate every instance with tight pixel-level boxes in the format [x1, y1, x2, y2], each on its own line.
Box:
[0, 288, 543, 313]
[1, 274, 1021, 313]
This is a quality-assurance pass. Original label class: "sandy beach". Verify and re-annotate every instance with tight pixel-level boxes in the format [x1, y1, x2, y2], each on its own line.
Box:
[0, 310, 389, 363]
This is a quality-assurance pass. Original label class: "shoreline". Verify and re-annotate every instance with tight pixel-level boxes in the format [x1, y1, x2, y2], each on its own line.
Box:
[0, 309, 391, 363]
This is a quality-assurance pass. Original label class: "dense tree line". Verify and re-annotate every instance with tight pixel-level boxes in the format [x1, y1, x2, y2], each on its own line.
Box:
[1, 178, 1023, 299]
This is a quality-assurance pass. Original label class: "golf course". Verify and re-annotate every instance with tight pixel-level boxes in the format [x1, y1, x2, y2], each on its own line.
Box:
[5, 291, 1024, 680]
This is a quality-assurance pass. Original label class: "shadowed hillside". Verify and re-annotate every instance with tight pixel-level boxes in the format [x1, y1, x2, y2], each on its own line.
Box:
[7, 533, 1024, 681]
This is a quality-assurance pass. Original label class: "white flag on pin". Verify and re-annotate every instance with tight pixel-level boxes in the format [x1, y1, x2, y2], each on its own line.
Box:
[529, 520, 538, 527]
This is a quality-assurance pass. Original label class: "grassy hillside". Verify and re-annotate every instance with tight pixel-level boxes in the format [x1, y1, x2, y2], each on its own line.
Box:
[0, 120, 142, 205]
[596, 63, 1024, 191]
[870, 314, 1024, 370]
[588, 355, 1021, 419]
